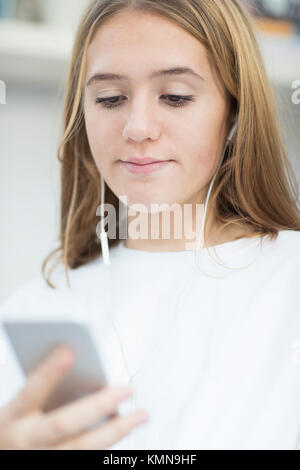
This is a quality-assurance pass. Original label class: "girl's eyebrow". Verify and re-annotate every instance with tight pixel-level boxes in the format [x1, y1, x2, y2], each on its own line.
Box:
[86, 66, 205, 87]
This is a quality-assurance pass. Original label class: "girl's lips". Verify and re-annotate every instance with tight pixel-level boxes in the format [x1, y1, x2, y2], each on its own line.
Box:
[119, 160, 173, 175]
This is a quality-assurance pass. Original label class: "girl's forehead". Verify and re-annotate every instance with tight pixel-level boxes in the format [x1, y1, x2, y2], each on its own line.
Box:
[84, 11, 227, 101]
[87, 10, 208, 62]
[86, 32, 211, 88]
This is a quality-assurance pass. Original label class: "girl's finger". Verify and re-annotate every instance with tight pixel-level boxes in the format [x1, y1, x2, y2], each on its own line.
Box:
[34, 385, 132, 446]
[51, 409, 149, 450]
[5, 345, 74, 419]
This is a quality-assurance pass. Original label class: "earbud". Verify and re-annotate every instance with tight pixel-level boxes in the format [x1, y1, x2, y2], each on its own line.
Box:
[100, 175, 110, 265]
[227, 115, 238, 143]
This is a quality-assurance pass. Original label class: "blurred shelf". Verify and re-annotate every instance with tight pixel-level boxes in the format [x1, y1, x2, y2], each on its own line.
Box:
[0, 19, 74, 86]
[0, 19, 299, 88]
[257, 31, 300, 87]
[255, 18, 298, 35]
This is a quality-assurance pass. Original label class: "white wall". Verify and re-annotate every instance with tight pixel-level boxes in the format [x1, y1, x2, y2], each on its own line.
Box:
[0, 0, 91, 302]
[0, 83, 63, 301]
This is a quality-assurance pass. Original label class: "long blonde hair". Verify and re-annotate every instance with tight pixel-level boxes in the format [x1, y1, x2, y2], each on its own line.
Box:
[42, 0, 300, 288]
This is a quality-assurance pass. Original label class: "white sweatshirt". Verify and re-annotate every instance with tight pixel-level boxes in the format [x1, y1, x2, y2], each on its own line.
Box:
[0, 229, 300, 450]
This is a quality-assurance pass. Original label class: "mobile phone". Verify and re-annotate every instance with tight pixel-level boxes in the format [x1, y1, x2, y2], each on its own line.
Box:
[2, 320, 114, 426]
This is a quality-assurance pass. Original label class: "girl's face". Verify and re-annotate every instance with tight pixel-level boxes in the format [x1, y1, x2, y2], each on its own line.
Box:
[84, 10, 231, 212]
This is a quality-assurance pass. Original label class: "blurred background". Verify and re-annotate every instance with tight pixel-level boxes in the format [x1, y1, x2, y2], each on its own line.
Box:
[0, 0, 299, 301]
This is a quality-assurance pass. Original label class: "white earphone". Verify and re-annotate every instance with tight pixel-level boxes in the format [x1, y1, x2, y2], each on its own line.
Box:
[194, 114, 239, 272]
[99, 178, 110, 265]
[227, 115, 239, 144]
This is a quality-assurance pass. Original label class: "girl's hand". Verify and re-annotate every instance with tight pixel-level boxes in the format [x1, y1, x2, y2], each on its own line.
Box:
[0, 344, 148, 449]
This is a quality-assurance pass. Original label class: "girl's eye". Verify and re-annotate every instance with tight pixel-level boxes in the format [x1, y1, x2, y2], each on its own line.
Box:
[95, 94, 195, 109]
